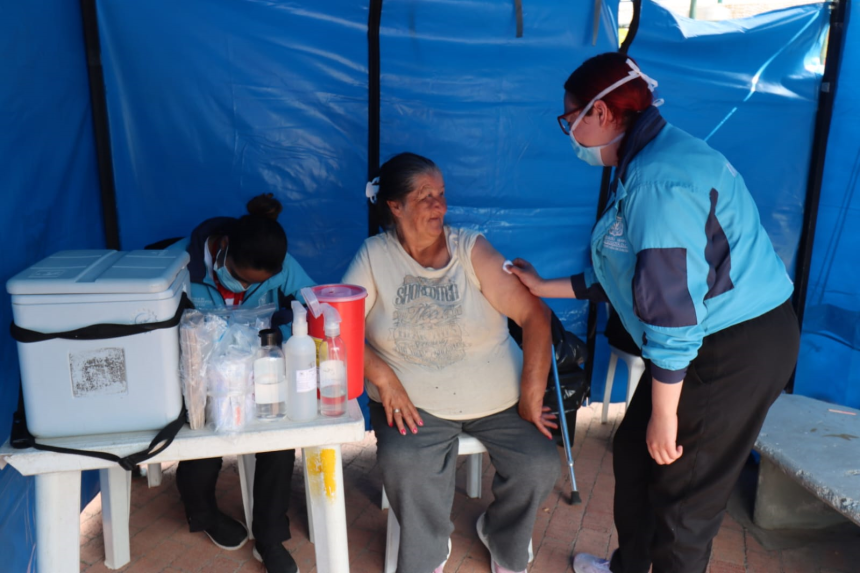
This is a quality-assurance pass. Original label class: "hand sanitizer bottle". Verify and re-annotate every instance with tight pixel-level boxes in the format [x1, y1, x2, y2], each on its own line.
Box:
[285, 300, 318, 421]
[319, 303, 347, 417]
[254, 329, 286, 420]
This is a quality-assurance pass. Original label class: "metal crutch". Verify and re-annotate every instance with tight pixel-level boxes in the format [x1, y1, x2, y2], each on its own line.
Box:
[551, 345, 581, 504]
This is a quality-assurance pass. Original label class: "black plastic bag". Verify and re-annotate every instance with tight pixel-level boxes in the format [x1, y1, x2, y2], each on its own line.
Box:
[508, 314, 590, 444]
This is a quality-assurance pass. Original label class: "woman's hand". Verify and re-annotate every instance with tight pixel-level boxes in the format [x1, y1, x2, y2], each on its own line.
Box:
[648, 378, 684, 465]
[646, 410, 683, 465]
[364, 345, 424, 436]
[508, 258, 545, 297]
[519, 397, 558, 440]
[376, 376, 424, 436]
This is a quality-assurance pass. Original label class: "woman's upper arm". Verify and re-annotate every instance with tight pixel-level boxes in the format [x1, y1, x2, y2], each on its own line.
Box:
[471, 235, 544, 326]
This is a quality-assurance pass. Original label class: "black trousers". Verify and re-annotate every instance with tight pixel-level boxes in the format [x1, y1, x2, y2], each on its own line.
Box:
[609, 299, 799, 573]
[176, 449, 296, 546]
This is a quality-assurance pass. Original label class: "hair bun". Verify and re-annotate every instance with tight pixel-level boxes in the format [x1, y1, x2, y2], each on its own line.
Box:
[246, 193, 282, 220]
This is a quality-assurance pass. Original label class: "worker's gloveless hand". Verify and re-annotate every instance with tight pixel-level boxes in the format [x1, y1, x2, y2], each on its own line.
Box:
[646, 410, 683, 465]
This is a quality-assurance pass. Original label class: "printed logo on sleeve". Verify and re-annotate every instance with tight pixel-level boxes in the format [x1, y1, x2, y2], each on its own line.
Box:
[603, 215, 630, 253]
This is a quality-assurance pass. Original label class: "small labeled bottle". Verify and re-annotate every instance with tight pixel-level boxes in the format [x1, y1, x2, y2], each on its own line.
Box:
[318, 303, 347, 417]
[254, 329, 287, 420]
[285, 300, 318, 421]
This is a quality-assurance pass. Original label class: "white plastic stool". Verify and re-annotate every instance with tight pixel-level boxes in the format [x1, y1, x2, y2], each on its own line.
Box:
[383, 434, 533, 573]
[601, 345, 646, 424]
[237, 450, 316, 543]
[381, 437, 483, 510]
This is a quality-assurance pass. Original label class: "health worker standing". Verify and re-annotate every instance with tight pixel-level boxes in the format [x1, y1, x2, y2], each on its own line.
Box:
[509, 52, 800, 573]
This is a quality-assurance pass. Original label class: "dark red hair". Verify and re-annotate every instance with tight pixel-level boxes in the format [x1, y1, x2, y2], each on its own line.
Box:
[564, 52, 653, 128]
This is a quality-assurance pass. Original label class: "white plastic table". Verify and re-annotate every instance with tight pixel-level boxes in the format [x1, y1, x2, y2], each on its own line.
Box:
[0, 399, 365, 573]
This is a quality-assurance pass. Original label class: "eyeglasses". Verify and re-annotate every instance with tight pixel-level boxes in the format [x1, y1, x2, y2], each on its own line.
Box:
[557, 107, 583, 136]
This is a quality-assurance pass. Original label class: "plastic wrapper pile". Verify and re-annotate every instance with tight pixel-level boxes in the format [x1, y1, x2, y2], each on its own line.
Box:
[179, 304, 275, 432]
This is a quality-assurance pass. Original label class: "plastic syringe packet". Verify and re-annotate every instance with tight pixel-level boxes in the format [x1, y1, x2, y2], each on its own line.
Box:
[179, 304, 275, 432]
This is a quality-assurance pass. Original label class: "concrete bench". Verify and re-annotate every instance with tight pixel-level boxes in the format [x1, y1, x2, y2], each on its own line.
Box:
[753, 394, 860, 529]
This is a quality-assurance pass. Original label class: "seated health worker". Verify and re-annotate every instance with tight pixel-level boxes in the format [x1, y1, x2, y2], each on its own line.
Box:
[168, 193, 314, 573]
[343, 153, 561, 573]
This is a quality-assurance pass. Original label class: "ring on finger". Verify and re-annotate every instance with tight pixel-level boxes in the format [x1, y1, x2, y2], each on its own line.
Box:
[393, 408, 401, 414]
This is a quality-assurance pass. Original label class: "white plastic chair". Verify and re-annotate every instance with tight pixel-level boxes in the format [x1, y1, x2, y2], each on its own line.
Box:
[382, 434, 533, 573]
[601, 345, 646, 424]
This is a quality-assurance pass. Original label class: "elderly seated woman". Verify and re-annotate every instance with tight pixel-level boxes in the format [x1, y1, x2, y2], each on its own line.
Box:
[343, 152, 561, 573]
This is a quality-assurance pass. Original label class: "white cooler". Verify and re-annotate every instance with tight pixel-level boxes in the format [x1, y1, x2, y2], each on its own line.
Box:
[7, 250, 191, 438]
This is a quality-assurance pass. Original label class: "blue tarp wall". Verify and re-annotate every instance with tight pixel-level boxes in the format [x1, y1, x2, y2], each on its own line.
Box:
[1, 3, 108, 569]
[1, 1, 857, 570]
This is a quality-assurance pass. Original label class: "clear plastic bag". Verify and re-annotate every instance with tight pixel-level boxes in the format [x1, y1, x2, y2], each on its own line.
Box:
[178, 304, 275, 432]
[179, 310, 227, 429]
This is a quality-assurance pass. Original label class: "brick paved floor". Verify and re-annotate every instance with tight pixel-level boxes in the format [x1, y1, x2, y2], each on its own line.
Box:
[78, 403, 860, 573]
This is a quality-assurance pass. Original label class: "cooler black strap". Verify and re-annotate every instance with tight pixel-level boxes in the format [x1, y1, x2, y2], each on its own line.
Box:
[11, 377, 187, 472]
[10, 292, 193, 343]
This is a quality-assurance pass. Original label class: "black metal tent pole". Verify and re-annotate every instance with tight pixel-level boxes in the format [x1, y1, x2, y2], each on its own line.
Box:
[620, 0, 643, 55]
[368, 0, 384, 237]
[788, 0, 850, 392]
[583, 167, 613, 395]
[582, 0, 643, 395]
[80, 0, 121, 251]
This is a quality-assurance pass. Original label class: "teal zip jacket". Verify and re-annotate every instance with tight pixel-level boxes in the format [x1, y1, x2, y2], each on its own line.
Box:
[571, 107, 793, 383]
[167, 217, 315, 310]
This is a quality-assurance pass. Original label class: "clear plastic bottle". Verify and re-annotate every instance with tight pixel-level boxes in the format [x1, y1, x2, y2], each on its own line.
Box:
[318, 303, 347, 417]
[254, 329, 287, 420]
[285, 300, 318, 421]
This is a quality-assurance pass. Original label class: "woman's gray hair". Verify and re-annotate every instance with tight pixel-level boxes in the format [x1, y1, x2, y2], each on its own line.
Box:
[372, 152, 440, 229]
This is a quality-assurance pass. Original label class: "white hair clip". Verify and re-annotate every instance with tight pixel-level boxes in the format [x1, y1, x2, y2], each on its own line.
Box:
[365, 177, 380, 204]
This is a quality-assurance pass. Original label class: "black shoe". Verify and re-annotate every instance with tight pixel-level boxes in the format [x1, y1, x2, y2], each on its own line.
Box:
[203, 512, 248, 550]
[253, 541, 299, 573]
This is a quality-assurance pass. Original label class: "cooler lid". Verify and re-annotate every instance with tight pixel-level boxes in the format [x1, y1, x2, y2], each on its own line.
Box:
[6, 250, 191, 295]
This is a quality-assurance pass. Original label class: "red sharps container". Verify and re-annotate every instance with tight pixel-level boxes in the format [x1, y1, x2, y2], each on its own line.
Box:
[306, 284, 367, 400]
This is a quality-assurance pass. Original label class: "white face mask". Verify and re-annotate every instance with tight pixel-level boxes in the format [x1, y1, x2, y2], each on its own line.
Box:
[570, 131, 624, 167]
[568, 58, 660, 167]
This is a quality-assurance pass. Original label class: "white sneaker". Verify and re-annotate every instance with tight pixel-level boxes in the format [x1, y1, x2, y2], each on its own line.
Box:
[431, 538, 453, 573]
[572, 553, 612, 573]
[476, 513, 526, 573]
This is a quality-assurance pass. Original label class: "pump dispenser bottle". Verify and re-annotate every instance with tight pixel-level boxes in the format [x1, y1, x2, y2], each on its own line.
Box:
[318, 303, 347, 417]
[254, 329, 287, 420]
[285, 300, 318, 421]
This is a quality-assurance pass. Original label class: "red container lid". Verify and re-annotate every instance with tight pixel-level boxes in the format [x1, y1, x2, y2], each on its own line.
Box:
[311, 284, 367, 302]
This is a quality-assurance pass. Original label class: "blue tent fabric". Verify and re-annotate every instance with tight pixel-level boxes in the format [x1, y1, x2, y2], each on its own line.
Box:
[629, 1, 828, 277]
[96, 0, 370, 284]
[1, 0, 859, 569]
[0, 2, 106, 571]
[794, 0, 860, 409]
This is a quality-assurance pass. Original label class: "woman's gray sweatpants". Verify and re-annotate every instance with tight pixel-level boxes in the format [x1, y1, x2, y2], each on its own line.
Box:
[370, 402, 560, 573]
